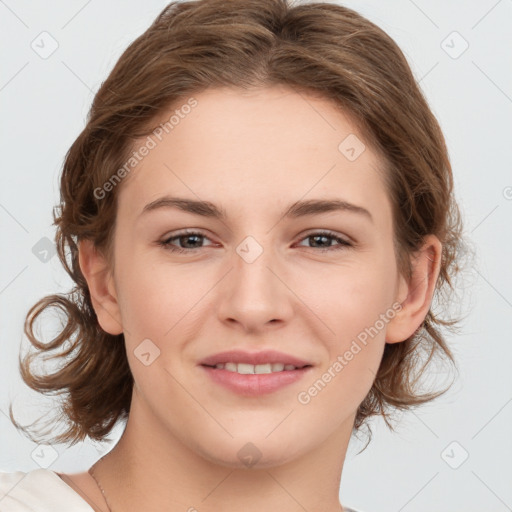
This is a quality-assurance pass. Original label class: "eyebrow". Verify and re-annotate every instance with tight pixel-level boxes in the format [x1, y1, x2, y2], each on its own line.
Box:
[140, 196, 373, 223]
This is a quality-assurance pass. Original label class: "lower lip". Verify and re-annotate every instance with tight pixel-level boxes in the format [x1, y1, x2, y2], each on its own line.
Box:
[200, 365, 312, 396]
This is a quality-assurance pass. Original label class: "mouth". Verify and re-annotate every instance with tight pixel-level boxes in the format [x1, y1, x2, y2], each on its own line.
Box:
[199, 349, 312, 369]
[200, 361, 313, 396]
[201, 362, 312, 374]
[198, 349, 314, 396]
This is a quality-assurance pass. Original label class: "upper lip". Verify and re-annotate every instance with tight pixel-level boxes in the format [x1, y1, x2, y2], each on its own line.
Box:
[199, 350, 312, 368]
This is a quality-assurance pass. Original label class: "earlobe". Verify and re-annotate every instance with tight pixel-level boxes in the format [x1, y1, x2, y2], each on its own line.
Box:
[78, 239, 123, 335]
[385, 234, 442, 344]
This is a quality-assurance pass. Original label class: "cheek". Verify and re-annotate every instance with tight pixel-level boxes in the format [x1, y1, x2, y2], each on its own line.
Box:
[116, 253, 201, 339]
[312, 258, 397, 341]
[296, 268, 393, 418]
[304, 255, 397, 394]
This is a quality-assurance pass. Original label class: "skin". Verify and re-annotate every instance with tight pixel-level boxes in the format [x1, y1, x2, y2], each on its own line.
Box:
[63, 85, 441, 512]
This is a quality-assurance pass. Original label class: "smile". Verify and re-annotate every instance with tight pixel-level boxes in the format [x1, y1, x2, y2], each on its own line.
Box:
[204, 362, 309, 374]
[200, 363, 313, 396]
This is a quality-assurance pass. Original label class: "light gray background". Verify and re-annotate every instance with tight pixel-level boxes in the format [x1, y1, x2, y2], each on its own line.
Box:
[1, 1, 511, 511]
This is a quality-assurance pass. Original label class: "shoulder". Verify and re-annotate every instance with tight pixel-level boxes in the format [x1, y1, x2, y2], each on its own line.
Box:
[0, 469, 94, 511]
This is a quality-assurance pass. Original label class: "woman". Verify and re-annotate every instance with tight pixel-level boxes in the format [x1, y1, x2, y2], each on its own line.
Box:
[1, 0, 463, 510]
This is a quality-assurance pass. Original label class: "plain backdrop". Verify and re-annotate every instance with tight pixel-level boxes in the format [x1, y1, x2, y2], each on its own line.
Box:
[1, 1, 511, 511]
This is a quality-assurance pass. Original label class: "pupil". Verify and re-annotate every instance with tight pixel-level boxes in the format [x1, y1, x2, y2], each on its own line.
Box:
[312, 235, 329, 247]
[181, 234, 202, 248]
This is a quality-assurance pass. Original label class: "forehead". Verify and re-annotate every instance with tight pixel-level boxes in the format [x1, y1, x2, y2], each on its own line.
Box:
[117, 85, 390, 223]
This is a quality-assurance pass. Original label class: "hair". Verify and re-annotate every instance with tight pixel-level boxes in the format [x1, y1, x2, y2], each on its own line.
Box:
[10, 0, 465, 449]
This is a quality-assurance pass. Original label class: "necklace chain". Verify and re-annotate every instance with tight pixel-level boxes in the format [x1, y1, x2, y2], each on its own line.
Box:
[88, 454, 114, 512]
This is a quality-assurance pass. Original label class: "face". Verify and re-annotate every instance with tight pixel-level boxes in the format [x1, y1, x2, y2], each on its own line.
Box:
[94, 85, 408, 468]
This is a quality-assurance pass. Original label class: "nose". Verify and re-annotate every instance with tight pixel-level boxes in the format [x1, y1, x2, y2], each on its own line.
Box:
[215, 239, 294, 334]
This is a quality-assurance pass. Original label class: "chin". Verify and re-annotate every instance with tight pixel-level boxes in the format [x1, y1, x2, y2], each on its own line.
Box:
[194, 433, 308, 470]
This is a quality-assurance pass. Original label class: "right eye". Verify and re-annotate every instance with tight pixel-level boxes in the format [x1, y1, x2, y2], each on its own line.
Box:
[159, 230, 215, 253]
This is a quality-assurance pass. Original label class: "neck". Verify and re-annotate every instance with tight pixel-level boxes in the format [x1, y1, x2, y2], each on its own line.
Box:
[91, 389, 354, 512]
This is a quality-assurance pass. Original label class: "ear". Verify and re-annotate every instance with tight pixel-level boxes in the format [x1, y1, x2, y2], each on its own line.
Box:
[78, 238, 123, 335]
[385, 234, 442, 344]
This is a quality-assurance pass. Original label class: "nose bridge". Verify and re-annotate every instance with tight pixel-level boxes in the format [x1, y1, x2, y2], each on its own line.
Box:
[216, 233, 293, 328]
[233, 233, 282, 302]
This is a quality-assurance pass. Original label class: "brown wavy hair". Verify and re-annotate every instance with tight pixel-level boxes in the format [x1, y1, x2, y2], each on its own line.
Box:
[10, 0, 466, 448]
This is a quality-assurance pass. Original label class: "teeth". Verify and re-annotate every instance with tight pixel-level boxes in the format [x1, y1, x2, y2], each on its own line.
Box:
[214, 362, 299, 373]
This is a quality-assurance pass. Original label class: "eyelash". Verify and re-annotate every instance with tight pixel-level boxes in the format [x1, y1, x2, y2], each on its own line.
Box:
[158, 229, 353, 254]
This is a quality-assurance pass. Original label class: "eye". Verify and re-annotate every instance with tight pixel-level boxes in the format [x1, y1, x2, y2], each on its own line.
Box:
[158, 229, 352, 254]
[158, 229, 215, 253]
[296, 230, 353, 252]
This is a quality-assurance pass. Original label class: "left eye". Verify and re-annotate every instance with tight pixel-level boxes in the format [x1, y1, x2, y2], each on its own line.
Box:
[296, 231, 352, 251]
[159, 230, 352, 253]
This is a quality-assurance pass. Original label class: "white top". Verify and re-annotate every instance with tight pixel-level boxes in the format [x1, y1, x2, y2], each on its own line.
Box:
[0, 469, 94, 511]
[0, 469, 364, 511]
